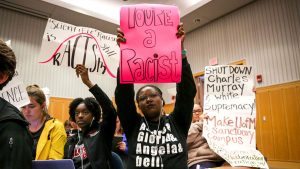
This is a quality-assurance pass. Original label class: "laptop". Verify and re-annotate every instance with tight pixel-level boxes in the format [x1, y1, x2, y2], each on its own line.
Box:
[32, 159, 75, 169]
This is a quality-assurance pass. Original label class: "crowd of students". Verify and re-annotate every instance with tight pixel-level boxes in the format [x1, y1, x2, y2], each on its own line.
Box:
[0, 24, 255, 169]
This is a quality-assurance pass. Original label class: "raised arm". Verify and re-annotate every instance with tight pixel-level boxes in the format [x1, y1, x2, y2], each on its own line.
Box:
[171, 23, 197, 135]
[114, 68, 140, 136]
[114, 28, 140, 136]
[75, 64, 117, 141]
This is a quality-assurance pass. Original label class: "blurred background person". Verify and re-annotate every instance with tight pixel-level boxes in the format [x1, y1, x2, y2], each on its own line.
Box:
[188, 104, 225, 169]
[192, 104, 202, 123]
[188, 104, 254, 169]
[112, 116, 128, 169]
[64, 118, 79, 137]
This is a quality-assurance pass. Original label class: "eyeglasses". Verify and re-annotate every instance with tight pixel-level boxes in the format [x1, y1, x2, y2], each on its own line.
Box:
[193, 109, 202, 113]
[75, 110, 91, 117]
[138, 93, 160, 102]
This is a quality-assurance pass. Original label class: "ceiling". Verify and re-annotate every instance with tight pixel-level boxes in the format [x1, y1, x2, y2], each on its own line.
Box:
[1, 0, 254, 34]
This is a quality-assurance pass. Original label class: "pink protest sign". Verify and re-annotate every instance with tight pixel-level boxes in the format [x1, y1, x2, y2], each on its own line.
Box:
[120, 4, 181, 83]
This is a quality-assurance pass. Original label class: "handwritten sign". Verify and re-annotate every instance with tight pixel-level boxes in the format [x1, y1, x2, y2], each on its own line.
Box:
[120, 4, 181, 83]
[203, 65, 268, 168]
[39, 18, 120, 78]
[0, 70, 30, 108]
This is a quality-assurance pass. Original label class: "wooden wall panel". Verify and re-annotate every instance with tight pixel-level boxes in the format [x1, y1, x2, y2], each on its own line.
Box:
[282, 85, 300, 161]
[48, 97, 73, 123]
[164, 103, 175, 114]
[256, 91, 275, 159]
[256, 80, 300, 164]
[269, 89, 289, 160]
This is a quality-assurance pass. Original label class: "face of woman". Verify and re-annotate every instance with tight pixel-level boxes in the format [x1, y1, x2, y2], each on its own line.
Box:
[21, 96, 44, 123]
[192, 104, 202, 123]
[138, 87, 163, 121]
[74, 102, 94, 130]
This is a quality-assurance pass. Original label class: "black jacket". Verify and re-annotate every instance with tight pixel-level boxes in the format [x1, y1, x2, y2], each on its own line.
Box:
[115, 58, 197, 169]
[0, 98, 33, 169]
[64, 84, 117, 169]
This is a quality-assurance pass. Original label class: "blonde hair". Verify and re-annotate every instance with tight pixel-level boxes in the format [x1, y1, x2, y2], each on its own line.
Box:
[26, 84, 49, 118]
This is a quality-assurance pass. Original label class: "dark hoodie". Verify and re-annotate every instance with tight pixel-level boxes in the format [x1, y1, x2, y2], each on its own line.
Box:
[0, 97, 33, 169]
[64, 84, 117, 169]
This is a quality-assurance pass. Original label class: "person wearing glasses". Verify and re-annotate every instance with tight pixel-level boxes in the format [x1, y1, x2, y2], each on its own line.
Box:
[192, 104, 202, 123]
[187, 104, 254, 169]
[64, 64, 117, 169]
[187, 104, 225, 169]
[115, 23, 197, 169]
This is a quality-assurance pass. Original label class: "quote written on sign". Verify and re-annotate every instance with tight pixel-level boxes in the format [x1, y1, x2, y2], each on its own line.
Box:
[120, 4, 181, 83]
[202, 65, 268, 168]
[39, 18, 120, 78]
[203, 65, 256, 147]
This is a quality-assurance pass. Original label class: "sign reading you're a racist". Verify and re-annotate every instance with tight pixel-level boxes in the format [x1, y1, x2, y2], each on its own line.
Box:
[120, 4, 181, 83]
[203, 65, 268, 168]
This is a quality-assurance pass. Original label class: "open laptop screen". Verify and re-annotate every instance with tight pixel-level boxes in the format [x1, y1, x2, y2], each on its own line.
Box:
[32, 159, 75, 169]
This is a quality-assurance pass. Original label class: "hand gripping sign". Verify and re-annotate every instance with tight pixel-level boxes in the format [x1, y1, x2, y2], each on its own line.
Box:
[120, 4, 181, 83]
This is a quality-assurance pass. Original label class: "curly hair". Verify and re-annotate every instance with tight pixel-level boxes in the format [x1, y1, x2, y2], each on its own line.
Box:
[0, 39, 16, 89]
[69, 97, 101, 122]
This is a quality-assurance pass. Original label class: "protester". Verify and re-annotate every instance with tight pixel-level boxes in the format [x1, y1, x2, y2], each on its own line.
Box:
[187, 104, 255, 169]
[0, 39, 33, 169]
[115, 23, 197, 169]
[188, 104, 225, 169]
[64, 64, 117, 169]
[21, 84, 67, 160]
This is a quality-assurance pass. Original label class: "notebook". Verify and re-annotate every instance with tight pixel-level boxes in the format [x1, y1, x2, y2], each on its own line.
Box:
[32, 159, 75, 169]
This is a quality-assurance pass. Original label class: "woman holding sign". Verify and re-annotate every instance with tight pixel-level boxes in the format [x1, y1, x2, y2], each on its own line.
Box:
[115, 23, 196, 169]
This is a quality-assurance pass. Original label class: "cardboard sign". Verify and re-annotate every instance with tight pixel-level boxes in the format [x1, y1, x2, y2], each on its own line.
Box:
[39, 18, 120, 78]
[120, 4, 181, 83]
[0, 70, 30, 108]
[203, 65, 268, 168]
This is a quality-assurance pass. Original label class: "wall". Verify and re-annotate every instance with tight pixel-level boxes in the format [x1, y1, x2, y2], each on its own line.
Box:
[186, 0, 300, 87]
[3, 0, 298, 102]
[185, 0, 300, 166]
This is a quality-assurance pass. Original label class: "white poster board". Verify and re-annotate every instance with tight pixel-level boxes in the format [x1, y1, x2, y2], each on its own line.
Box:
[203, 65, 268, 168]
[38, 18, 119, 78]
[0, 70, 30, 108]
